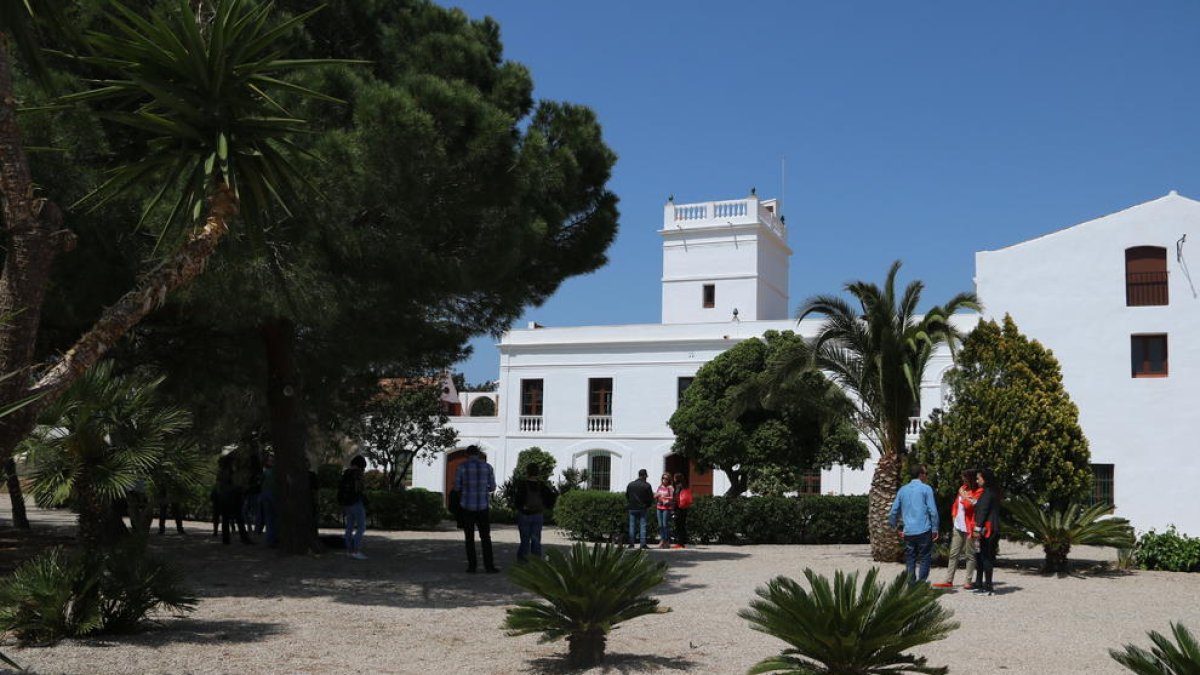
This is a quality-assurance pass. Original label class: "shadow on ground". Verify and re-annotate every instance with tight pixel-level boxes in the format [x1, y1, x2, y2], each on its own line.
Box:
[529, 652, 698, 674]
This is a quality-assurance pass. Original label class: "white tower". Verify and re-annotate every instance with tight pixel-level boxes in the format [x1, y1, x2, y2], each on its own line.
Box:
[659, 192, 791, 324]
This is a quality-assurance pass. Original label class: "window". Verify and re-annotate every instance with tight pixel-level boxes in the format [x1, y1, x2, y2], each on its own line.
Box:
[588, 453, 611, 491]
[1131, 334, 1168, 377]
[1091, 464, 1114, 507]
[677, 377, 695, 407]
[1126, 246, 1168, 306]
[702, 284, 715, 308]
[468, 397, 496, 417]
[520, 379, 543, 415]
[588, 378, 613, 416]
[798, 471, 821, 495]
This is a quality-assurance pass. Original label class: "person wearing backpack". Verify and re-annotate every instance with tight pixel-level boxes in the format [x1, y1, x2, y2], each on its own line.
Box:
[513, 463, 557, 563]
[339, 456, 369, 560]
[672, 473, 693, 549]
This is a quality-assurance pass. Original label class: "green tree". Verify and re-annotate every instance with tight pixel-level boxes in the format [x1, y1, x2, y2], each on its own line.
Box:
[505, 543, 669, 669]
[0, 0, 341, 529]
[670, 330, 867, 497]
[915, 315, 1093, 507]
[798, 261, 978, 562]
[352, 382, 458, 491]
[741, 567, 958, 675]
[22, 361, 192, 551]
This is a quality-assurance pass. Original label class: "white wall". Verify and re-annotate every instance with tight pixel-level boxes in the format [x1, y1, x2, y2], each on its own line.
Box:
[976, 192, 1200, 533]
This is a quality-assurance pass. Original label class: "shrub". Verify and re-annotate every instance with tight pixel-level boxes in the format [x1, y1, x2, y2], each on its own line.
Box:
[1134, 527, 1200, 573]
[554, 490, 658, 543]
[740, 568, 958, 675]
[0, 545, 195, 645]
[1005, 498, 1136, 574]
[363, 469, 388, 491]
[316, 463, 343, 490]
[367, 489, 444, 530]
[505, 543, 669, 668]
[1110, 622, 1200, 674]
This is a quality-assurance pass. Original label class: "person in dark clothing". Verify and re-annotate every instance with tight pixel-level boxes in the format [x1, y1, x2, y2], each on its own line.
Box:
[340, 455, 368, 559]
[672, 473, 692, 548]
[217, 455, 252, 545]
[514, 464, 557, 562]
[972, 468, 1002, 595]
[625, 469, 655, 549]
[157, 498, 185, 535]
[454, 445, 498, 573]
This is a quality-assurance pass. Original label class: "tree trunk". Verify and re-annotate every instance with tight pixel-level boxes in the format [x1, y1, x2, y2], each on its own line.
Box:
[0, 44, 76, 529]
[722, 468, 747, 497]
[3, 457, 26, 528]
[263, 317, 319, 555]
[868, 451, 905, 562]
[567, 629, 606, 668]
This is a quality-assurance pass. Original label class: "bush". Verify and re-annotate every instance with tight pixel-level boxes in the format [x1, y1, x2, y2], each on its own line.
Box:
[1135, 527, 1200, 573]
[316, 463, 343, 490]
[555, 492, 868, 545]
[367, 489, 444, 530]
[0, 545, 195, 645]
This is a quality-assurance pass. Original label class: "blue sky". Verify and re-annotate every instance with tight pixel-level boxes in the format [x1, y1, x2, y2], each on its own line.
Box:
[448, 1, 1200, 385]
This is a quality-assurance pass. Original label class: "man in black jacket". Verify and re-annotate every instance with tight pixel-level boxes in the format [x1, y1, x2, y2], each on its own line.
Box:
[514, 464, 557, 562]
[625, 469, 654, 549]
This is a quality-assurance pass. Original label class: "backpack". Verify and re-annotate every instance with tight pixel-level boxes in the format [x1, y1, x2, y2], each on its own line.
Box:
[522, 480, 545, 514]
[677, 488, 694, 510]
[337, 470, 359, 506]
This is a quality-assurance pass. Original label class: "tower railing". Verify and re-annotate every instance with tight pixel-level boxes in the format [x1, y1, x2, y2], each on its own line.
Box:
[666, 196, 785, 240]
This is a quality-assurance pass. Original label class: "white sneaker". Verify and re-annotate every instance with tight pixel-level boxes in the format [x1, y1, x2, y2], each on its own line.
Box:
[350, 551, 368, 560]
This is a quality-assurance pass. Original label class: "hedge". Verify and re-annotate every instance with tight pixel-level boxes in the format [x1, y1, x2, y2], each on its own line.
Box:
[554, 491, 868, 545]
[317, 488, 444, 531]
[1134, 526, 1200, 572]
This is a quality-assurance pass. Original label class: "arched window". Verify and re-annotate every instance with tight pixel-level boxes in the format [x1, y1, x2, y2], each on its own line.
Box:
[468, 397, 496, 417]
[1125, 246, 1168, 306]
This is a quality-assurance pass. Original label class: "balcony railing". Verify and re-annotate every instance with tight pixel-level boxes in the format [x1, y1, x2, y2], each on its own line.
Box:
[1126, 271, 1168, 306]
[587, 415, 613, 433]
[518, 415, 542, 432]
[667, 196, 786, 240]
[905, 417, 922, 436]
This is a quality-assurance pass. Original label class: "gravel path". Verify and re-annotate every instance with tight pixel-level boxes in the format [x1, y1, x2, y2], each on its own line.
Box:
[2, 507, 1199, 675]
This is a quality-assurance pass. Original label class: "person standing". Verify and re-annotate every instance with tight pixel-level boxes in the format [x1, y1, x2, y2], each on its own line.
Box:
[454, 445, 499, 573]
[933, 469, 982, 589]
[972, 468, 1002, 595]
[671, 473, 692, 549]
[655, 473, 675, 549]
[339, 455, 369, 560]
[514, 464, 557, 562]
[216, 455, 252, 545]
[260, 453, 278, 547]
[625, 469, 654, 549]
[888, 464, 939, 582]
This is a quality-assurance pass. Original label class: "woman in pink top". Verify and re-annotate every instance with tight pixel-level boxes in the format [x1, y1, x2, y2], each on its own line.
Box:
[655, 473, 674, 548]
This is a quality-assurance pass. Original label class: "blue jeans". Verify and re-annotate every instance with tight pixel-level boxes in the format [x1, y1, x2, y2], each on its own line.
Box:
[344, 501, 366, 553]
[628, 509, 648, 546]
[657, 509, 671, 544]
[262, 494, 277, 546]
[516, 512, 544, 561]
[904, 530, 934, 581]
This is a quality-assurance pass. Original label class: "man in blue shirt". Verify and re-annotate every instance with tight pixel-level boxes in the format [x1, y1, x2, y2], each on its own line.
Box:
[888, 464, 940, 582]
[454, 445, 498, 573]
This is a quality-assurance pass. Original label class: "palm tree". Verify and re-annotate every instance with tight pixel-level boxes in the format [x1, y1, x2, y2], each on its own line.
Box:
[798, 261, 978, 562]
[1110, 623, 1200, 674]
[1005, 497, 1136, 574]
[23, 361, 191, 551]
[504, 543, 669, 668]
[740, 567, 958, 675]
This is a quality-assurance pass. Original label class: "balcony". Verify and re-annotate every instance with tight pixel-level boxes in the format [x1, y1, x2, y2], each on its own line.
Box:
[1126, 271, 1168, 306]
[664, 195, 785, 240]
[587, 415, 613, 433]
[518, 415, 543, 433]
[905, 416, 922, 438]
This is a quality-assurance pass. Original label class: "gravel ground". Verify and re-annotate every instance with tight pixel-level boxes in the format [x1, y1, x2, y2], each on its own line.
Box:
[2, 507, 1199, 675]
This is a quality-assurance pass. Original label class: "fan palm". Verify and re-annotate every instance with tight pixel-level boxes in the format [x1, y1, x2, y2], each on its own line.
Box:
[29, 0, 351, 411]
[797, 261, 978, 562]
[1005, 496, 1135, 574]
[504, 543, 669, 668]
[740, 567, 958, 675]
[23, 361, 192, 551]
[1110, 623, 1200, 675]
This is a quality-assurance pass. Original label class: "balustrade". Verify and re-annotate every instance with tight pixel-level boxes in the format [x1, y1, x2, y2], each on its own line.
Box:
[587, 415, 613, 433]
[518, 415, 543, 433]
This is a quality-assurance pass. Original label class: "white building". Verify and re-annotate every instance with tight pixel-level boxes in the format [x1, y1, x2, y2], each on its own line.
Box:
[976, 191, 1200, 534]
[416, 191, 1197, 534]
[416, 193, 955, 502]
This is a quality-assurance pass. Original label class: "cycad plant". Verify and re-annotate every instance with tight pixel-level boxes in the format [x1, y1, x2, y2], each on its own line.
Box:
[504, 543, 669, 668]
[1005, 497, 1135, 574]
[1110, 623, 1200, 674]
[23, 361, 192, 551]
[740, 568, 958, 675]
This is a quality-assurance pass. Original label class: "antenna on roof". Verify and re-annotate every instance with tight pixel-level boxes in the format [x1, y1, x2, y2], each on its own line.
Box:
[1177, 234, 1187, 263]
[780, 156, 785, 219]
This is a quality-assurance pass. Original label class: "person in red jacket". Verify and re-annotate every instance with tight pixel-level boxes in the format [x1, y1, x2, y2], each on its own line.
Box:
[933, 469, 982, 589]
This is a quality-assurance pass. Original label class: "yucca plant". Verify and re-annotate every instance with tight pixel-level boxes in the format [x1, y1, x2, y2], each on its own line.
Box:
[1005, 497, 1136, 574]
[0, 547, 103, 646]
[740, 568, 958, 675]
[93, 540, 197, 633]
[504, 543, 669, 668]
[1110, 622, 1200, 674]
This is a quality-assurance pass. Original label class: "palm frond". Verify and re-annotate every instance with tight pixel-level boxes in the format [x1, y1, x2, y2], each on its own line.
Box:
[1110, 622, 1200, 675]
